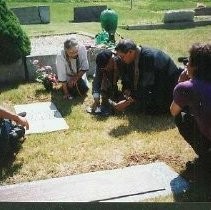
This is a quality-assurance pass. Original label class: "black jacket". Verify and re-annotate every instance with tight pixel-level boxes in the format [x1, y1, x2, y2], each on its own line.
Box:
[121, 46, 181, 114]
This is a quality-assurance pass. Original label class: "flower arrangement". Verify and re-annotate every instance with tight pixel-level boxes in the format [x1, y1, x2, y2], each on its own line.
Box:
[32, 60, 58, 91]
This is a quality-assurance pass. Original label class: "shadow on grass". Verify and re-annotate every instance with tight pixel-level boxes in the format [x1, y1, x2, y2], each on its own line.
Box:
[172, 159, 211, 202]
[0, 81, 25, 93]
[0, 140, 24, 183]
[49, 88, 87, 117]
[109, 111, 175, 138]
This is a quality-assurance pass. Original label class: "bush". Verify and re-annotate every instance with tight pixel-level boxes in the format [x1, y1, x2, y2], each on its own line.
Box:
[0, 0, 31, 65]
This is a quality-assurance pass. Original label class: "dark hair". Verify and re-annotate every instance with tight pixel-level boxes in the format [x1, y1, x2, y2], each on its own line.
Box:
[115, 39, 137, 53]
[96, 50, 113, 68]
[189, 43, 211, 82]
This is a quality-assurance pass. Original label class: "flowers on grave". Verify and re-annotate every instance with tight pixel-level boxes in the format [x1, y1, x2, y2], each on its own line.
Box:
[32, 60, 58, 91]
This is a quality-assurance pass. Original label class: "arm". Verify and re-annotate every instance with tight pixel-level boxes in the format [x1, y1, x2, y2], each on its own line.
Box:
[0, 107, 29, 130]
[178, 69, 190, 83]
[170, 82, 190, 117]
[68, 70, 86, 87]
[91, 65, 103, 109]
[113, 97, 135, 112]
[61, 82, 71, 99]
[170, 101, 182, 117]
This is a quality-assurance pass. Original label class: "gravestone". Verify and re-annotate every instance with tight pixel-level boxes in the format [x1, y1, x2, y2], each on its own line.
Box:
[26, 54, 57, 81]
[195, 7, 211, 16]
[0, 58, 25, 83]
[0, 162, 189, 201]
[11, 6, 50, 25]
[14, 102, 69, 134]
[163, 10, 194, 23]
[73, 5, 107, 22]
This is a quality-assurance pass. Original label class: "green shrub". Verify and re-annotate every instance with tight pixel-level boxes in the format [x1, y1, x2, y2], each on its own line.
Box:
[0, 0, 31, 65]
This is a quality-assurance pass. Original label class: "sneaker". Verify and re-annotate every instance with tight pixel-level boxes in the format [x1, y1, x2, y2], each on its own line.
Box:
[86, 106, 101, 114]
[68, 95, 73, 100]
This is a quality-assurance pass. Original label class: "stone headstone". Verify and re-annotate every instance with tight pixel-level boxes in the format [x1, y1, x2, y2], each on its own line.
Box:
[0, 162, 189, 201]
[38, 6, 50, 24]
[0, 58, 25, 83]
[11, 6, 50, 25]
[195, 7, 211, 16]
[163, 10, 194, 23]
[73, 5, 107, 22]
[26, 54, 57, 81]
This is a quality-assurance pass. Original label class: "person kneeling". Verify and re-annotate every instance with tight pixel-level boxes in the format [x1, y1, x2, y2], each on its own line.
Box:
[56, 37, 89, 99]
[87, 50, 122, 116]
[170, 43, 211, 170]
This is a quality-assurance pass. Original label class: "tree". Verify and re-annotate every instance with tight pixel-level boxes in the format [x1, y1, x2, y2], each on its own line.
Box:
[0, 0, 31, 65]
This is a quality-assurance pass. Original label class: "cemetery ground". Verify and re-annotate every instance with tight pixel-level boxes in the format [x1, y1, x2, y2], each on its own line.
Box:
[1, 0, 211, 202]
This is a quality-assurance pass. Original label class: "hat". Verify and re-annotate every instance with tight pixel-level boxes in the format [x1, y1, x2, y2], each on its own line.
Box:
[96, 50, 113, 68]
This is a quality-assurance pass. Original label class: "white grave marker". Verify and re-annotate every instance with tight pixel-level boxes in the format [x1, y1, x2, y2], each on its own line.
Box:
[14, 102, 69, 134]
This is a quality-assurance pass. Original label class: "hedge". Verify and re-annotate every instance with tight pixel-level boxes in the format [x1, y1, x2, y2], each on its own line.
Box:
[0, 0, 31, 65]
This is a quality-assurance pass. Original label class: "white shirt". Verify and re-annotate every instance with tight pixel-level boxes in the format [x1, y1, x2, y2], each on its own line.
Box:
[56, 44, 89, 83]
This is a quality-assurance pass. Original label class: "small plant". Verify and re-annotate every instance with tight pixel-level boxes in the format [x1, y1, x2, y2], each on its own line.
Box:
[32, 60, 58, 91]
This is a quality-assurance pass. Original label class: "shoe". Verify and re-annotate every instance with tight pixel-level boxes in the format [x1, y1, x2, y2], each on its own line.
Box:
[86, 106, 101, 114]
[68, 95, 73, 100]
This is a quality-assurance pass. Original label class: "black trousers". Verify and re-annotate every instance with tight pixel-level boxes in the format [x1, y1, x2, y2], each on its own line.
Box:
[175, 112, 211, 159]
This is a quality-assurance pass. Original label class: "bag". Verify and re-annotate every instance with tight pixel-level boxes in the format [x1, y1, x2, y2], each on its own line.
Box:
[70, 78, 89, 97]
[0, 119, 25, 164]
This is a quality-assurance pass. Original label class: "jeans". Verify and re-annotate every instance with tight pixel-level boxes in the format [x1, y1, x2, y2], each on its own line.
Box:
[175, 112, 211, 158]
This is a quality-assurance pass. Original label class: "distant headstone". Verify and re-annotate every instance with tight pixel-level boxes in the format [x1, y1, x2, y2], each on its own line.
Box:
[195, 7, 211, 16]
[38, 6, 50, 23]
[73, 5, 107, 22]
[163, 10, 194, 23]
[11, 6, 50, 25]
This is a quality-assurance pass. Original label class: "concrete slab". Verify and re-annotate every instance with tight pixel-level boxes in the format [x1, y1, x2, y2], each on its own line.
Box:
[14, 102, 69, 134]
[0, 162, 189, 202]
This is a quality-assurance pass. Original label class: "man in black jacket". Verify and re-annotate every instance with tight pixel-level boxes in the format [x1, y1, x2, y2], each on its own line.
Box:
[114, 39, 182, 115]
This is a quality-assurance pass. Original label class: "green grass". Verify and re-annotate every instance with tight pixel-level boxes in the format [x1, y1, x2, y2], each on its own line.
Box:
[1, 0, 211, 202]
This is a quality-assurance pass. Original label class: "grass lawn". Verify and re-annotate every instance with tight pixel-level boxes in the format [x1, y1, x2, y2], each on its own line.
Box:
[1, 0, 211, 202]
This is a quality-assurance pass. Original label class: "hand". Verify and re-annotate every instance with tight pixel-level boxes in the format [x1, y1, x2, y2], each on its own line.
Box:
[15, 116, 29, 130]
[69, 76, 78, 87]
[178, 69, 190, 83]
[114, 97, 135, 112]
[123, 89, 131, 99]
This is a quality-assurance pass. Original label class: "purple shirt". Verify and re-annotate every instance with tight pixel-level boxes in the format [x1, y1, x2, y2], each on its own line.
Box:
[173, 79, 211, 141]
